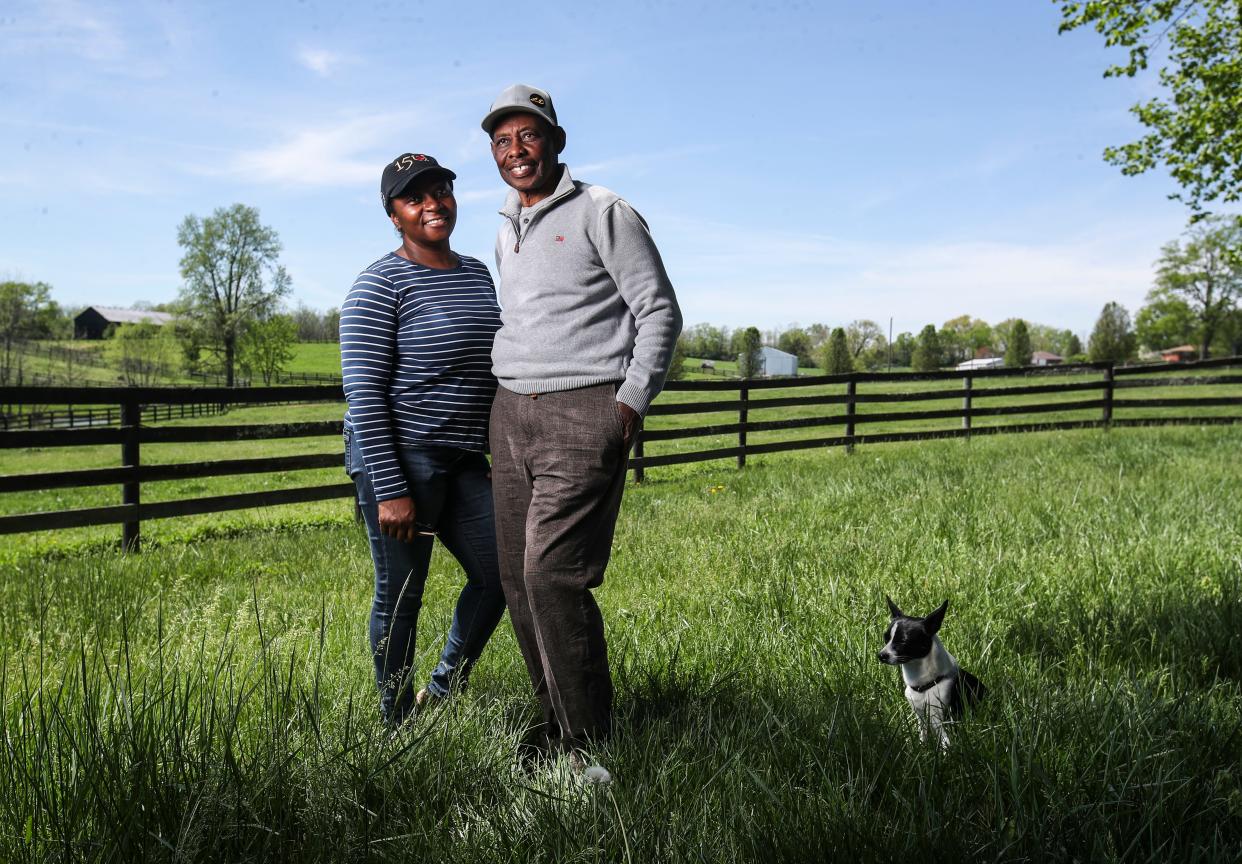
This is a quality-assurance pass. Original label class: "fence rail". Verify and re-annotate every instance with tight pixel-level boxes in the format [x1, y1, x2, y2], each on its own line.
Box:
[186, 370, 343, 387]
[1, 359, 1239, 548]
[0, 401, 228, 431]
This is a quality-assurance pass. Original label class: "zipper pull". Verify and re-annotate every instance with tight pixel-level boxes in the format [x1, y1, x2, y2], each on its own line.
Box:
[514, 241, 520, 253]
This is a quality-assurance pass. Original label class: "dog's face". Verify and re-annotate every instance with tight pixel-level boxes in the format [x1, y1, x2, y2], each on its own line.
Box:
[877, 596, 948, 665]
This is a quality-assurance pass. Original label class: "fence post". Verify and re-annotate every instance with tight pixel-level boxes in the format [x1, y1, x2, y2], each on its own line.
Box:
[962, 374, 973, 439]
[738, 380, 749, 469]
[632, 427, 645, 484]
[845, 376, 857, 454]
[121, 398, 141, 552]
[1102, 363, 1114, 429]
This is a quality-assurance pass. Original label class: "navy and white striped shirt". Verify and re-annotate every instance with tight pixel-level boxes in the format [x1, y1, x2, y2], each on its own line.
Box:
[341, 253, 501, 501]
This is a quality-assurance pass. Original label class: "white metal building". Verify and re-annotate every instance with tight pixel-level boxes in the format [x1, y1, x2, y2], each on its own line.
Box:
[955, 357, 1004, 371]
[759, 346, 799, 377]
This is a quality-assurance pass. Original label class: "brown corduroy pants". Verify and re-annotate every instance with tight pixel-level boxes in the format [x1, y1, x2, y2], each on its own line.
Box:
[489, 383, 630, 749]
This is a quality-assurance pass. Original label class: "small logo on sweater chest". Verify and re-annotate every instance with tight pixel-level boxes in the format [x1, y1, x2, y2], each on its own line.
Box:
[554, 235, 565, 243]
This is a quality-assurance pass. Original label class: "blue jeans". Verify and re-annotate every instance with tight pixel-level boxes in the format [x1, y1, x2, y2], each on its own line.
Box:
[347, 431, 507, 722]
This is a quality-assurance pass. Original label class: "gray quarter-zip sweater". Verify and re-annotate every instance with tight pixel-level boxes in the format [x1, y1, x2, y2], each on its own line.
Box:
[492, 166, 682, 415]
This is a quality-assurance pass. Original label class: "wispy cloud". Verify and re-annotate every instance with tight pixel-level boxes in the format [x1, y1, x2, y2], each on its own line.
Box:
[1, 0, 126, 62]
[574, 145, 708, 181]
[663, 216, 1162, 334]
[853, 141, 1035, 214]
[219, 115, 407, 187]
[214, 104, 487, 189]
[855, 237, 1152, 327]
[297, 46, 348, 77]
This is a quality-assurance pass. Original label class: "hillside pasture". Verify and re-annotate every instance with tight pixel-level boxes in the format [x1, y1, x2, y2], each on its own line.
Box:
[2, 427, 1241, 861]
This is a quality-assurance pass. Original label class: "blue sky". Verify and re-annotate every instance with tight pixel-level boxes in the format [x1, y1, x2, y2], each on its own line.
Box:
[0, 0, 1210, 337]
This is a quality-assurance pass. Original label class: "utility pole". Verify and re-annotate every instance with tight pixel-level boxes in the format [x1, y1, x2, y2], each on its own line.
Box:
[888, 316, 893, 372]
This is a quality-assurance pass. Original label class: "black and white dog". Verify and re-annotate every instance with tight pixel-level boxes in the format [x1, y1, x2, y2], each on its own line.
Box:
[877, 597, 986, 747]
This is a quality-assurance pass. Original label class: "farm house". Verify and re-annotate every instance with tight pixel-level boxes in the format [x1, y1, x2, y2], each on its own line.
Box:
[1161, 344, 1198, 362]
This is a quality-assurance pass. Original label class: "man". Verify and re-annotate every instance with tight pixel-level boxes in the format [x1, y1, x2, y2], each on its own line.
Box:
[483, 84, 682, 770]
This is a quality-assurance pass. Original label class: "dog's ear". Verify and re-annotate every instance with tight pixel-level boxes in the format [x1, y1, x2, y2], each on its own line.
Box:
[885, 595, 904, 619]
[924, 599, 949, 634]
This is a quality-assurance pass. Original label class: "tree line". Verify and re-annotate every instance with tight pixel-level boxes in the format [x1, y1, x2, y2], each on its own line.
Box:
[677, 315, 1085, 376]
[677, 214, 1242, 375]
[6, 206, 1239, 386]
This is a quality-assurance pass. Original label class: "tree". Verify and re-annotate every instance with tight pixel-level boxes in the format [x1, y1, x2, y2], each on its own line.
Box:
[1050, 328, 1080, 357]
[1135, 290, 1199, 350]
[107, 322, 182, 385]
[737, 326, 763, 378]
[666, 334, 687, 381]
[1088, 301, 1137, 362]
[911, 324, 942, 372]
[805, 322, 832, 349]
[1057, 1, 1242, 214]
[939, 315, 992, 363]
[177, 204, 291, 386]
[776, 327, 814, 367]
[239, 314, 298, 386]
[682, 323, 730, 360]
[991, 318, 1024, 355]
[1005, 319, 1033, 366]
[167, 306, 209, 377]
[891, 331, 917, 367]
[1152, 215, 1242, 358]
[292, 302, 340, 342]
[0, 280, 54, 385]
[728, 327, 749, 361]
[1219, 307, 1242, 355]
[1026, 322, 1064, 354]
[821, 327, 853, 374]
[845, 319, 884, 359]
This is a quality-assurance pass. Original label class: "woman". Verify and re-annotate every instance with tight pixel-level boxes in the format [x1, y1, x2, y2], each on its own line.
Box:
[340, 152, 506, 724]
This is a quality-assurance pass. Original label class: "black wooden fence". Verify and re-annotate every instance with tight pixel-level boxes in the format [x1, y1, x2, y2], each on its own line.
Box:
[0, 385, 347, 550]
[631, 356, 1242, 479]
[1, 357, 1239, 549]
[0, 401, 228, 431]
[187, 370, 343, 387]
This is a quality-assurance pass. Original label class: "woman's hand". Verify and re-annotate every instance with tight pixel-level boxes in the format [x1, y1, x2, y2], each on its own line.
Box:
[378, 495, 420, 543]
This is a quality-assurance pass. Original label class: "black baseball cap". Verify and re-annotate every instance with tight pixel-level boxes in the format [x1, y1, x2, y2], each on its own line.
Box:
[380, 153, 456, 212]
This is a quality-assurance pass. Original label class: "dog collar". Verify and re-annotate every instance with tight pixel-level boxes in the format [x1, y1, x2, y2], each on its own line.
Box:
[908, 673, 953, 694]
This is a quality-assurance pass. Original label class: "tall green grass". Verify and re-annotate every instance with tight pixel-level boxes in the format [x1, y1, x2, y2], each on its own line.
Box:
[2, 428, 1242, 861]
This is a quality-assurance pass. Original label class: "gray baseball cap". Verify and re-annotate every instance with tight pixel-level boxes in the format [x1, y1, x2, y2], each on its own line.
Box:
[481, 84, 558, 134]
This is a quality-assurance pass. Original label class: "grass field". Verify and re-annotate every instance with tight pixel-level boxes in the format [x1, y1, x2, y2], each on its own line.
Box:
[2, 361, 1239, 557]
[284, 342, 342, 375]
[8, 341, 345, 391]
[2, 426, 1241, 861]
